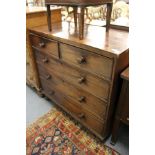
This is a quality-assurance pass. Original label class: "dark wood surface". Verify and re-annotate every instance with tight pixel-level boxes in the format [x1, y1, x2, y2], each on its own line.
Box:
[45, 0, 113, 39]
[32, 49, 111, 101]
[60, 43, 113, 80]
[26, 7, 61, 91]
[38, 64, 108, 121]
[45, 0, 112, 6]
[111, 67, 129, 145]
[30, 33, 59, 58]
[29, 22, 129, 56]
[29, 23, 129, 140]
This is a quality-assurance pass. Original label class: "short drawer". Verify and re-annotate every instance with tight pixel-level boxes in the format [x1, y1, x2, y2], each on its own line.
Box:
[34, 50, 110, 101]
[60, 43, 113, 80]
[38, 66, 107, 120]
[30, 33, 59, 58]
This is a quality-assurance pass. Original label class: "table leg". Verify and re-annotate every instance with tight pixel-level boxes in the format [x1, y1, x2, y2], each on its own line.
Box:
[79, 7, 85, 40]
[110, 116, 121, 145]
[73, 7, 78, 31]
[46, 5, 52, 31]
[106, 3, 113, 32]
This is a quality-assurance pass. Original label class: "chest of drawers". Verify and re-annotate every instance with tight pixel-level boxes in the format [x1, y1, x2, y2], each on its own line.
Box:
[29, 22, 129, 140]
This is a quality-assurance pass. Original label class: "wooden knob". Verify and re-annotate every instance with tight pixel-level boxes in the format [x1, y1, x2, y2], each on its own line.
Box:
[42, 58, 48, 63]
[78, 96, 85, 103]
[49, 90, 55, 95]
[39, 42, 45, 47]
[78, 77, 85, 84]
[78, 113, 85, 119]
[77, 57, 86, 64]
[46, 74, 51, 80]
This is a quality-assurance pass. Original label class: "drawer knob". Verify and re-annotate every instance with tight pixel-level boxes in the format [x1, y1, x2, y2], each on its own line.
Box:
[78, 77, 86, 84]
[46, 75, 51, 80]
[49, 90, 55, 95]
[39, 42, 45, 47]
[78, 113, 85, 119]
[77, 57, 86, 64]
[78, 96, 86, 103]
[42, 58, 48, 63]
[127, 117, 129, 121]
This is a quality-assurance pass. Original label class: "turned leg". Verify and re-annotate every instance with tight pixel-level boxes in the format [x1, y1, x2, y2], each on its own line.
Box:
[79, 7, 85, 40]
[46, 5, 52, 31]
[73, 7, 78, 31]
[110, 117, 121, 145]
[106, 3, 113, 32]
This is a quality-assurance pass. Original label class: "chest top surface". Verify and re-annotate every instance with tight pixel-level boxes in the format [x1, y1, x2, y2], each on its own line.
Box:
[29, 22, 129, 57]
[45, 0, 112, 6]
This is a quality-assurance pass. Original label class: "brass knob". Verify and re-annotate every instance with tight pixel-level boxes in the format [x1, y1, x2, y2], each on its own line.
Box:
[39, 42, 45, 47]
[46, 74, 51, 80]
[49, 90, 55, 95]
[78, 77, 86, 84]
[42, 58, 48, 63]
[77, 57, 86, 64]
[78, 113, 85, 119]
[78, 96, 85, 103]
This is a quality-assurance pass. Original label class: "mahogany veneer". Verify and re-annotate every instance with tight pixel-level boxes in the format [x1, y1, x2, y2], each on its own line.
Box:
[29, 22, 129, 140]
[26, 7, 61, 90]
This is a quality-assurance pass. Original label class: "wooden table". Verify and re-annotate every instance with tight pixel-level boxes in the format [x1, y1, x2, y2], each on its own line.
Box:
[111, 67, 129, 145]
[26, 6, 61, 91]
[45, 0, 113, 39]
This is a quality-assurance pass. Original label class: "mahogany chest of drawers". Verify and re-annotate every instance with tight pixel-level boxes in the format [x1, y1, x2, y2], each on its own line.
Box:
[29, 22, 129, 140]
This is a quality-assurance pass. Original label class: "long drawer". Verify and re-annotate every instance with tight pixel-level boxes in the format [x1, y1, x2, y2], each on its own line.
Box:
[34, 50, 110, 101]
[38, 65, 107, 121]
[40, 78, 105, 135]
[30, 33, 59, 58]
[60, 43, 113, 80]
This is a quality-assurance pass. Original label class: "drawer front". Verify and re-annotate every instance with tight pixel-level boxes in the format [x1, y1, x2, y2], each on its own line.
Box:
[39, 75, 104, 135]
[30, 34, 59, 58]
[40, 80, 64, 104]
[61, 96, 104, 135]
[34, 50, 110, 101]
[60, 43, 113, 80]
[38, 65, 107, 120]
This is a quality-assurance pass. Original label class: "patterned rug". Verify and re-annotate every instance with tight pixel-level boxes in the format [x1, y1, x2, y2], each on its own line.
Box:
[27, 107, 119, 155]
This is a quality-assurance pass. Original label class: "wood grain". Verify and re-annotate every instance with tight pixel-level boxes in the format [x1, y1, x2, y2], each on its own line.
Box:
[26, 7, 61, 90]
[60, 43, 113, 80]
[33, 50, 111, 101]
[29, 22, 129, 140]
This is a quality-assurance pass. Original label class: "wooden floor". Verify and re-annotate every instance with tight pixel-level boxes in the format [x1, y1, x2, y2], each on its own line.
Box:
[26, 85, 129, 155]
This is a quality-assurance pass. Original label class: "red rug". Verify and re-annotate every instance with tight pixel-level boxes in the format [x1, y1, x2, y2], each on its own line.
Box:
[26, 108, 119, 155]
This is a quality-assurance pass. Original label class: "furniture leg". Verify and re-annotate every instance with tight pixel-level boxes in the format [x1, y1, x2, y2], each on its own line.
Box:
[110, 117, 121, 145]
[46, 5, 52, 31]
[79, 7, 85, 40]
[73, 7, 78, 31]
[106, 3, 112, 32]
